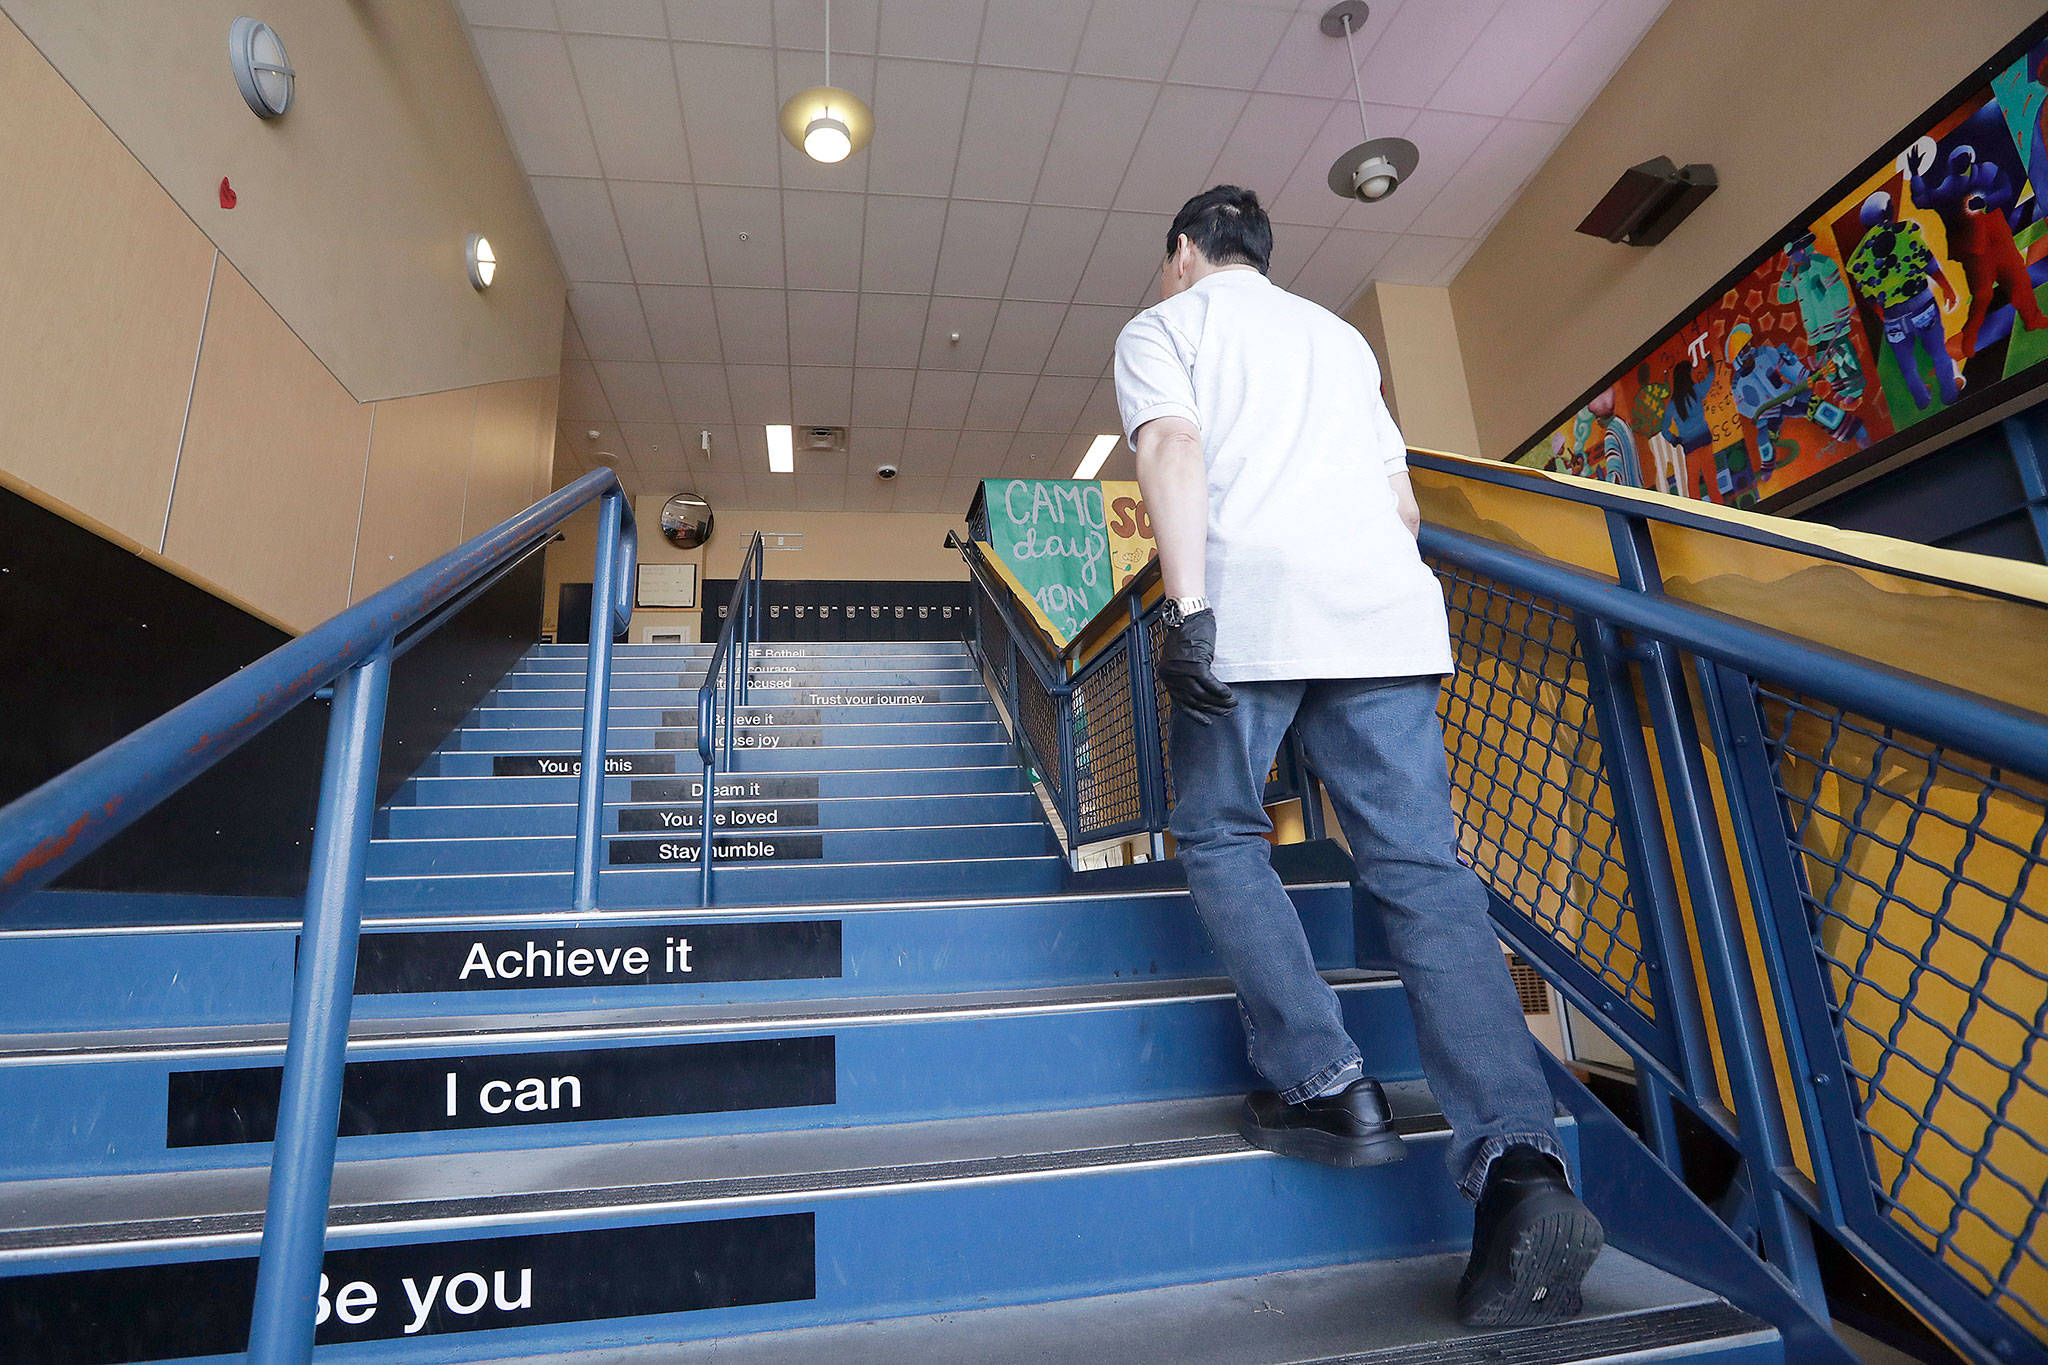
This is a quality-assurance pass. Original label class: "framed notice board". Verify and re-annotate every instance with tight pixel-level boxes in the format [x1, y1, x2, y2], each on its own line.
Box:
[636, 563, 699, 609]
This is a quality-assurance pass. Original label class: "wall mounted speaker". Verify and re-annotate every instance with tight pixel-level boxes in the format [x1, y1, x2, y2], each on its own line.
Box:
[1576, 157, 1718, 247]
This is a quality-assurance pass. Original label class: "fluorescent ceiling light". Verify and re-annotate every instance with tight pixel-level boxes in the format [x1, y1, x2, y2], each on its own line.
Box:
[1074, 434, 1118, 480]
[766, 424, 795, 473]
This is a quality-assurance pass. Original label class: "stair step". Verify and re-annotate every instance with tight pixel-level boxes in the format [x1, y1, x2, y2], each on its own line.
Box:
[486, 684, 997, 706]
[420, 742, 1019, 778]
[365, 822, 1060, 874]
[525, 643, 972, 659]
[0, 883, 1356, 1030]
[360, 851, 1071, 911]
[395, 765, 1031, 805]
[506, 662, 981, 683]
[507, 1255, 1774, 1365]
[0, 975, 1415, 1178]
[463, 701, 1000, 725]
[376, 791, 1043, 837]
[0, 1096, 1598, 1363]
[443, 721, 1008, 751]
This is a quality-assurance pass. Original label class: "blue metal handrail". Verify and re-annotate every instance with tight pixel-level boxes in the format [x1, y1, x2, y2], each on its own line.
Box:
[961, 469, 2048, 1364]
[0, 467, 637, 1362]
[696, 532, 767, 905]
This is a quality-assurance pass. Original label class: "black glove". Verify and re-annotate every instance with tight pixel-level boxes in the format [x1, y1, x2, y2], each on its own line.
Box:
[1159, 609, 1236, 724]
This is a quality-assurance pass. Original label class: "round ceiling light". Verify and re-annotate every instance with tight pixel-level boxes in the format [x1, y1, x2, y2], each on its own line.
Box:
[229, 17, 295, 119]
[780, 87, 872, 165]
[466, 233, 497, 290]
[803, 113, 853, 164]
[1320, 2, 1421, 203]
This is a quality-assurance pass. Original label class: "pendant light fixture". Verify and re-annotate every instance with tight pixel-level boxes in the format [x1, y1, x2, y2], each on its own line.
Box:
[1321, 2, 1419, 203]
[778, 0, 874, 165]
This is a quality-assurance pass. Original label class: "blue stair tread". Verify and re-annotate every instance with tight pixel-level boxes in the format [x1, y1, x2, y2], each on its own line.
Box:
[510, 1254, 1769, 1365]
[0, 1091, 1448, 1250]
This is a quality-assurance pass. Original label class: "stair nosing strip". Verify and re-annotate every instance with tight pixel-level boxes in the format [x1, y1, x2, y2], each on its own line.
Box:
[1294, 1300, 1771, 1364]
[0, 974, 1399, 1064]
[370, 821, 1051, 847]
[0, 880, 1350, 939]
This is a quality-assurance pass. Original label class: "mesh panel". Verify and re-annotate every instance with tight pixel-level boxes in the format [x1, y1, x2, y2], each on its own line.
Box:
[1430, 560, 1656, 1020]
[1017, 659, 1064, 808]
[973, 580, 1011, 697]
[1145, 610, 1175, 807]
[1074, 639, 1141, 837]
[1509, 955, 1554, 1015]
[1757, 687, 2048, 1342]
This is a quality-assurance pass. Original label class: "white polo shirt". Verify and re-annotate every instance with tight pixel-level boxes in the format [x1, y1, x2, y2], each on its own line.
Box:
[1113, 267, 1454, 683]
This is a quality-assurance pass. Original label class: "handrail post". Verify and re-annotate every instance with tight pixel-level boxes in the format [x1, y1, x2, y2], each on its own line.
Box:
[571, 490, 626, 913]
[1605, 510, 1828, 1310]
[1124, 597, 1168, 837]
[246, 644, 393, 1363]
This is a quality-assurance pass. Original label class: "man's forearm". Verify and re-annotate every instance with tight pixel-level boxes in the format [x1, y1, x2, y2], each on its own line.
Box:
[1133, 418, 1210, 599]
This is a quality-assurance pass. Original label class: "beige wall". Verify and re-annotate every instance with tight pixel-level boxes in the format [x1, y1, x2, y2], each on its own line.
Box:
[1, 0, 564, 401]
[1450, 0, 2046, 460]
[544, 501, 970, 642]
[1346, 283, 1483, 457]
[0, 10, 561, 632]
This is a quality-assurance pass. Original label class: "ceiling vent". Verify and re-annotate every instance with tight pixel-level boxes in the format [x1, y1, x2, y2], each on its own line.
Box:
[800, 426, 847, 452]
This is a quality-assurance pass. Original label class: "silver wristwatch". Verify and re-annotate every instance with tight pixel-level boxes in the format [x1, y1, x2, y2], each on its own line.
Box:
[1161, 595, 1210, 629]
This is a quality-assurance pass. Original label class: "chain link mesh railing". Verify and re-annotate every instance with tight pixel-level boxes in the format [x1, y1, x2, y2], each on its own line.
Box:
[1073, 638, 1143, 838]
[1756, 686, 2048, 1345]
[1431, 559, 1657, 1022]
[971, 579, 1012, 699]
[1144, 609, 1175, 809]
[1016, 653, 1064, 810]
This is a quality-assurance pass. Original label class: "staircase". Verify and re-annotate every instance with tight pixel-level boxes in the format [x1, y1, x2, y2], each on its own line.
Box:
[0, 637, 1780, 1363]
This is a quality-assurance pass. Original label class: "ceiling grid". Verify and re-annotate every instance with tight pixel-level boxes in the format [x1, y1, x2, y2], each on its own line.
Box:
[461, 0, 1668, 511]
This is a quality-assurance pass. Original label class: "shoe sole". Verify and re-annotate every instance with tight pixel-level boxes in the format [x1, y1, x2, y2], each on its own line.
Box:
[1234, 1102, 1409, 1169]
[1456, 1189, 1606, 1328]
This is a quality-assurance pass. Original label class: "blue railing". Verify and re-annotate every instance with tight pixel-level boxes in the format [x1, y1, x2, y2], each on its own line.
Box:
[696, 532, 767, 905]
[0, 468, 637, 1362]
[964, 461, 2048, 1364]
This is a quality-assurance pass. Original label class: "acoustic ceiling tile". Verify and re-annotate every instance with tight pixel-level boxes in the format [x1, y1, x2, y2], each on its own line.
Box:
[977, 0, 1092, 72]
[1035, 77, 1159, 210]
[949, 67, 1070, 203]
[933, 200, 1032, 298]
[569, 282, 656, 361]
[855, 292, 932, 367]
[783, 189, 868, 291]
[468, 28, 602, 176]
[609, 181, 711, 285]
[919, 296, 1002, 370]
[711, 287, 791, 365]
[1114, 85, 1249, 214]
[982, 299, 1071, 373]
[567, 34, 694, 182]
[1166, 2, 1293, 89]
[665, 0, 774, 45]
[672, 42, 782, 186]
[594, 361, 676, 421]
[696, 185, 786, 288]
[866, 60, 976, 196]
[554, 0, 667, 39]
[1076, 0, 1200, 81]
[1005, 206, 1109, 302]
[860, 196, 950, 294]
[876, 0, 985, 62]
[788, 290, 862, 366]
[530, 176, 633, 282]
[907, 371, 977, 430]
[851, 368, 917, 426]
[660, 362, 735, 425]
[640, 284, 725, 364]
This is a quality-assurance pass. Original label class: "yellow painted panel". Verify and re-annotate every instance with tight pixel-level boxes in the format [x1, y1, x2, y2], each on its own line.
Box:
[1410, 464, 1619, 582]
[353, 388, 478, 600]
[0, 13, 215, 548]
[163, 265, 373, 632]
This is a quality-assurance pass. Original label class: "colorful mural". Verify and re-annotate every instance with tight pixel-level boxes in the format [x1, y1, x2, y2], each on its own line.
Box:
[1516, 20, 2048, 511]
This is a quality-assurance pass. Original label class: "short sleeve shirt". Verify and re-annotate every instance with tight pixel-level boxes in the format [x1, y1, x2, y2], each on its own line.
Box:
[1112, 269, 1452, 683]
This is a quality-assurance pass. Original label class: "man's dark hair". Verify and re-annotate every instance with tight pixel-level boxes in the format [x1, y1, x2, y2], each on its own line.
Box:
[1166, 185, 1272, 274]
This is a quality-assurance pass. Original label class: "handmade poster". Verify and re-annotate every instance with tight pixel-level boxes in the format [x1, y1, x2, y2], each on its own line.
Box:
[1514, 17, 2048, 513]
[977, 478, 1113, 645]
[1099, 480, 1157, 591]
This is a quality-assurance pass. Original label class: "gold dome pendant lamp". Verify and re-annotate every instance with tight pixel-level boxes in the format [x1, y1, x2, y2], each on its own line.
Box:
[778, 0, 873, 165]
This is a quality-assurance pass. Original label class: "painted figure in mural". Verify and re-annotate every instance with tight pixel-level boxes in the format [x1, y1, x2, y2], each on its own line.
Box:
[1725, 323, 1812, 475]
[1631, 362, 1685, 494]
[1583, 388, 1640, 487]
[1908, 143, 2048, 356]
[1776, 232, 1866, 403]
[1845, 190, 1963, 410]
[1699, 347, 1757, 506]
[1992, 47, 2048, 237]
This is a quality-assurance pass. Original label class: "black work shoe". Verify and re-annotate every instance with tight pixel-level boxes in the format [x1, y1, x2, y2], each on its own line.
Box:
[1456, 1145, 1605, 1328]
[1236, 1076, 1408, 1168]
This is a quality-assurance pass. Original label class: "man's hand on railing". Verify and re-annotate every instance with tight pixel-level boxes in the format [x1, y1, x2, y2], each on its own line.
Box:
[1159, 608, 1236, 724]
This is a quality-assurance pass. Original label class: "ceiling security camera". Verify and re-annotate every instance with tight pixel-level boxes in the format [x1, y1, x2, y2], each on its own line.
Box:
[876, 464, 899, 480]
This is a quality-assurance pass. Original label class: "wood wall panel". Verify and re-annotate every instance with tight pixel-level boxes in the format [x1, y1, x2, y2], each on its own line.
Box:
[164, 266, 374, 631]
[1, 0, 565, 402]
[463, 378, 556, 539]
[351, 387, 478, 601]
[0, 13, 216, 548]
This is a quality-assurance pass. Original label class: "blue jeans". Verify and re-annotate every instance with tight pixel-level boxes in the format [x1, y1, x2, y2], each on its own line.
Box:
[1170, 675, 1565, 1196]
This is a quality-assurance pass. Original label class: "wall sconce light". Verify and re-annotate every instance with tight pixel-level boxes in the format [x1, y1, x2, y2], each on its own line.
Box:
[229, 17, 295, 119]
[466, 233, 497, 290]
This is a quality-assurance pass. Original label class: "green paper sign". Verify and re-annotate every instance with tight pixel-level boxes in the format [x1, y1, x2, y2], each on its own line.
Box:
[980, 478, 1112, 645]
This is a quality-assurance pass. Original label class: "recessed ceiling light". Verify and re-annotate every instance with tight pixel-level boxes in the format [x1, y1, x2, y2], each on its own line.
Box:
[766, 424, 795, 474]
[1074, 434, 1118, 480]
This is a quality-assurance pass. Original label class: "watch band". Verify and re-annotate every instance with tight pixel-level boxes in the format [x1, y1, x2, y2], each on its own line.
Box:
[1164, 595, 1210, 626]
